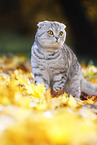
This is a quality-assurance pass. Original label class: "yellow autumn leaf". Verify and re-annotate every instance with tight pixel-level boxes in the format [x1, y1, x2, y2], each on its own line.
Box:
[61, 93, 68, 104]
[14, 93, 32, 109]
[25, 83, 46, 98]
[67, 95, 78, 107]
[84, 99, 94, 104]
[0, 97, 11, 105]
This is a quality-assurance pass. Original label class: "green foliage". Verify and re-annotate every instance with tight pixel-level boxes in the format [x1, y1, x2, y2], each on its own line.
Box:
[0, 31, 34, 57]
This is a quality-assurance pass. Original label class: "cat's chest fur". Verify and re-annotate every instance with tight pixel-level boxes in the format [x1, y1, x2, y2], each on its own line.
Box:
[32, 44, 70, 71]
[47, 48, 70, 71]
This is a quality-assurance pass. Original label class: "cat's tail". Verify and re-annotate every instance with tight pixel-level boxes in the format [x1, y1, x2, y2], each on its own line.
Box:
[81, 77, 97, 95]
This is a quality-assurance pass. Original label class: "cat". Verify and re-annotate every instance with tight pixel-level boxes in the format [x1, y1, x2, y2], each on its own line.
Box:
[31, 20, 97, 98]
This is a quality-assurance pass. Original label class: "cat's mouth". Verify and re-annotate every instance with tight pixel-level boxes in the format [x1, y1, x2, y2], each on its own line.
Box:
[55, 37, 59, 43]
[55, 40, 60, 45]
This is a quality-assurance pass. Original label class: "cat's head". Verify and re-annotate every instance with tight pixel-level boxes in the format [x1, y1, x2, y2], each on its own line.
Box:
[36, 21, 66, 49]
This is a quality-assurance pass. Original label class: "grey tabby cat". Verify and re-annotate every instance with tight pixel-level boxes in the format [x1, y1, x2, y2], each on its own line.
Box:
[31, 20, 97, 98]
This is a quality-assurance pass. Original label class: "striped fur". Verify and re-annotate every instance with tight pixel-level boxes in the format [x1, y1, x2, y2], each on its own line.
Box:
[31, 21, 97, 98]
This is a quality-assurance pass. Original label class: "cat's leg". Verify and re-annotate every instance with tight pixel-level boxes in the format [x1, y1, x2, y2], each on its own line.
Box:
[32, 65, 50, 89]
[65, 75, 81, 98]
[34, 72, 50, 89]
[52, 72, 67, 91]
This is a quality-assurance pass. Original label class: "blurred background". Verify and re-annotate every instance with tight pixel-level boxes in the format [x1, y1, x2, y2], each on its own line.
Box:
[0, 0, 97, 64]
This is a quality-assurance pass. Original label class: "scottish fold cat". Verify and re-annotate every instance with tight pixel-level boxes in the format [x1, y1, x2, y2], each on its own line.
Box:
[31, 21, 97, 97]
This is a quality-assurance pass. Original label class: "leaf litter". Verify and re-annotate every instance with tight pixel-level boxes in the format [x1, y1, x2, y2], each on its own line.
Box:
[0, 55, 97, 145]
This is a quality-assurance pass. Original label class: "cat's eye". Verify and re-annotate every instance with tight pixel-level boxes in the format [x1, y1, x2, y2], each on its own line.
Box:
[59, 31, 63, 36]
[47, 30, 53, 35]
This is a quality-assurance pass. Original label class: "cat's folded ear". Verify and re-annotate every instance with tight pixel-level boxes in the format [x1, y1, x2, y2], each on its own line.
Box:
[60, 23, 66, 29]
[37, 21, 49, 29]
[37, 22, 44, 29]
[37, 21, 66, 29]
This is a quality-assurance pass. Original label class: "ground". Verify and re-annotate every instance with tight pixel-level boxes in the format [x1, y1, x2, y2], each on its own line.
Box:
[0, 55, 97, 145]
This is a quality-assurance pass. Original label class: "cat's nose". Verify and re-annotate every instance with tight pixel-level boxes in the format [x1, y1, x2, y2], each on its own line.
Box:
[55, 37, 59, 40]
